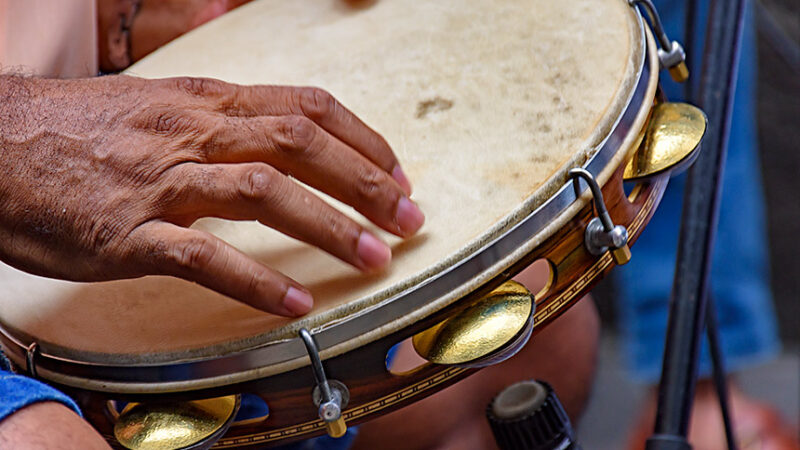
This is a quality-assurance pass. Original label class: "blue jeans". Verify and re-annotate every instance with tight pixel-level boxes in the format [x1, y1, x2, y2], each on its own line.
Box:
[0, 354, 81, 423]
[616, 0, 780, 382]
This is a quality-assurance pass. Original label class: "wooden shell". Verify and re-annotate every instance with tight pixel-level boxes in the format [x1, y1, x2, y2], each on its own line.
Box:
[58, 164, 668, 448]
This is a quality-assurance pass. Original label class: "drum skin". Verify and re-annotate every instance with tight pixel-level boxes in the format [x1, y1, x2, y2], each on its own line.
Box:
[0, 0, 643, 366]
[0, 1, 674, 446]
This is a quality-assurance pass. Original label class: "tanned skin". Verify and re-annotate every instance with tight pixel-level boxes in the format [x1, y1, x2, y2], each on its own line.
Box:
[0, 74, 421, 316]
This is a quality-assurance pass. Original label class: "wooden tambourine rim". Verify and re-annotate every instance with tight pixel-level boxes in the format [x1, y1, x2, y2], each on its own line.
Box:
[66, 162, 667, 448]
[51, 21, 666, 450]
[0, 7, 656, 395]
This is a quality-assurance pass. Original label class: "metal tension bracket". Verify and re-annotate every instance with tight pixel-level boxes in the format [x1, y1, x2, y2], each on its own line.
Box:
[299, 328, 350, 438]
[629, 0, 690, 82]
[569, 168, 631, 265]
[26, 342, 39, 378]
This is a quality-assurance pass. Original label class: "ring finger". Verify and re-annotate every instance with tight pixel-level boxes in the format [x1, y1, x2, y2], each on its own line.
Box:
[204, 115, 424, 238]
[161, 162, 393, 272]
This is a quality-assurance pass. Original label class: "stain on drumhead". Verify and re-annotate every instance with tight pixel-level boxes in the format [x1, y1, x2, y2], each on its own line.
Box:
[416, 97, 454, 119]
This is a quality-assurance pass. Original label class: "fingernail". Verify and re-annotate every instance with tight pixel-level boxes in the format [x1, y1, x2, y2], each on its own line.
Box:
[357, 231, 392, 270]
[395, 197, 425, 236]
[283, 286, 313, 316]
[392, 165, 413, 195]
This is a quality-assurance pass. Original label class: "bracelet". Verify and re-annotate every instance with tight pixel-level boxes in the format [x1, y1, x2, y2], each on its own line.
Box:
[99, 0, 142, 72]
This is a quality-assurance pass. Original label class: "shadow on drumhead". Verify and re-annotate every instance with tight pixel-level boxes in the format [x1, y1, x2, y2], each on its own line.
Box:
[301, 232, 430, 300]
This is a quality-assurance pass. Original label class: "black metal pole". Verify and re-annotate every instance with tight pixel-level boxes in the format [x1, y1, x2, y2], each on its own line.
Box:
[682, 1, 739, 448]
[645, 0, 746, 448]
[683, 0, 698, 102]
[705, 295, 738, 450]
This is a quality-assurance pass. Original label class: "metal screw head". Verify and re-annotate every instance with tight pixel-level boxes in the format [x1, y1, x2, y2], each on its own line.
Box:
[319, 400, 341, 422]
[608, 225, 629, 249]
[658, 42, 689, 82]
[325, 418, 348, 438]
[669, 61, 690, 83]
[611, 245, 632, 265]
[584, 218, 609, 256]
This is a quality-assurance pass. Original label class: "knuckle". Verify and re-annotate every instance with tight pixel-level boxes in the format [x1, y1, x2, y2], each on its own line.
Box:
[297, 87, 337, 120]
[322, 210, 359, 248]
[155, 165, 224, 216]
[156, 182, 183, 208]
[238, 167, 277, 201]
[274, 115, 318, 153]
[354, 168, 386, 202]
[140, 109, 199, 137]
[168, 237, 217, 272]
[195, 120, 227, 157]
[85, 219, 122, 255]
[219, 90, 245, 116]
[173, 77, 225, 98]
[243, 271, 270, 302]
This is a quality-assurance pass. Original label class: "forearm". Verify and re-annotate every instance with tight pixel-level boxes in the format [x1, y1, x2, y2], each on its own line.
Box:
[0, 74, 122, 274]
[0, 75, 86, 149]
[0, 75, 128, 136]
[0, 402, 110, 449]
[0, 75, 36, 135]
[0, 75, 54, 268]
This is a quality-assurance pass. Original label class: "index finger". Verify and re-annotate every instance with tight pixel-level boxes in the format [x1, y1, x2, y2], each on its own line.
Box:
[132, 221, 314, 317]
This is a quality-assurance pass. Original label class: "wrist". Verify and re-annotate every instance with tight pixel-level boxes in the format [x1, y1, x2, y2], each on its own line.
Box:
[0, 75, 34, 131]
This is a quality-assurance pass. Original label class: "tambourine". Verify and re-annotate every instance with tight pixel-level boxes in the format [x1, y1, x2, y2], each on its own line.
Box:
[0, 0, 705, 447]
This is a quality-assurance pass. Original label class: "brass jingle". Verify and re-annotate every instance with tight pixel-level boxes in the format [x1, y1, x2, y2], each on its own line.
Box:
[413, 281, 534, 366]
[623, 102, 707, 181]
[114, 395, 240, 450]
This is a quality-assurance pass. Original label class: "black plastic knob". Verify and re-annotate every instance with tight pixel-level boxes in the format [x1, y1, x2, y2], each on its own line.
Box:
[486, 380, 581, 450]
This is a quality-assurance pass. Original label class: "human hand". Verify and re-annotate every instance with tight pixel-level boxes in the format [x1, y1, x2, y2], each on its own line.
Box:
[129, 0, 252, 63]
[97, 0, 252, 71]
[0, 75, 420, 316]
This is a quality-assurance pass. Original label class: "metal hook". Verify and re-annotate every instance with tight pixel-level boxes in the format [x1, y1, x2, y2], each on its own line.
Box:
[569, 168, 631, 265]
[26, 342, 39, 378]
[298, 328, 349, 438]
[629, 0, 690, 82]
[299, 329, 334, 404]
[570, 168, 615, 231]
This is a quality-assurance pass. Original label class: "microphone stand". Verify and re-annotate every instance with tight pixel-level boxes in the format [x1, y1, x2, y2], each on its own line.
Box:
[646, 0, 746, 449]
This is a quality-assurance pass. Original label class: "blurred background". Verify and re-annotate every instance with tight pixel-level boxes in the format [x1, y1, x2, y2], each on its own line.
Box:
[578, 0, 799, 446]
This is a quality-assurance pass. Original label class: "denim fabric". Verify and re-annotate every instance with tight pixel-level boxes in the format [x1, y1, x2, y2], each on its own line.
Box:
[0, 353, 82, 423]
[616, 0, 780, 382]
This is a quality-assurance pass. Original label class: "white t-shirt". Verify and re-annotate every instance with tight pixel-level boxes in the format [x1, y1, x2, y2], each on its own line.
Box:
[0, 0, 97, 78]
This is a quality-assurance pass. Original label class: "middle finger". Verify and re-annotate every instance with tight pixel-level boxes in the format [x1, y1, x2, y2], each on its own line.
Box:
[204, 114, 424, 237]
[160, 162, 393, 272]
